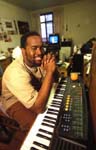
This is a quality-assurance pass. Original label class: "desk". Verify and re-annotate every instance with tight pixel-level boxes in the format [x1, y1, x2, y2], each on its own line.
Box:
[0, 57, 12, 94]
[58, 59, 90, 88]
[0, 57, 12, 72]
[58, 63, 69, 78]
[58, 66, 67, 77]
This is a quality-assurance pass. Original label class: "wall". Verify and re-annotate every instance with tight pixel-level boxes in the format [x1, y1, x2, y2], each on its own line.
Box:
[0, 1, 31, 52]
[0, 0, 96, 52]
[63, 0, 96, 46]
[30, 6, 64, 36]
[30, 0, 96, 46]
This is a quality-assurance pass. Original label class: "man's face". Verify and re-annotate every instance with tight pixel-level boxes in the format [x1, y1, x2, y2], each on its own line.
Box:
[22, 35, 43, 67]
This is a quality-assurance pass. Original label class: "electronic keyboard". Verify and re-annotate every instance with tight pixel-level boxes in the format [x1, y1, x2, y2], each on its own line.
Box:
[20, 77, 88, 150]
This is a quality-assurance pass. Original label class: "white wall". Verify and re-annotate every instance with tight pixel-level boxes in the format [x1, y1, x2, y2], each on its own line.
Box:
[0, 0, 96, 52]
[30, 0, 96, 46]
[0, 1, 31, 52]
[63, 0, 96, 46]
[30, 6, 64, 36]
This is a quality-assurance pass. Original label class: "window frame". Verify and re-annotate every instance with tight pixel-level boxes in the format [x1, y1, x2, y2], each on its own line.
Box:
[40, 12, 54, 42]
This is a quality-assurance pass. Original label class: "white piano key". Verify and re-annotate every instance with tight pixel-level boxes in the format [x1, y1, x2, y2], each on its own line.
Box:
[55, 93, 64, 96]
[52, 98, 62, 102]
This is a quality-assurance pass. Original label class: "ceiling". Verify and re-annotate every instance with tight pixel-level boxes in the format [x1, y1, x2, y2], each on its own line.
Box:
[2, 0, 80, 11]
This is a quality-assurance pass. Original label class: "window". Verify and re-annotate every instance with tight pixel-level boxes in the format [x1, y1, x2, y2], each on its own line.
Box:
[40, 12, 54, 42]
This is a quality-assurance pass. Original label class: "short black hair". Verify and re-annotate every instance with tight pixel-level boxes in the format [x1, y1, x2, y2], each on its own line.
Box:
[20, 31, 41, 48]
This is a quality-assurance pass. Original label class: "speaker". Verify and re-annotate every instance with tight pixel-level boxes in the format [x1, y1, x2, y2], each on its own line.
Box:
[72, 54, 84, 75]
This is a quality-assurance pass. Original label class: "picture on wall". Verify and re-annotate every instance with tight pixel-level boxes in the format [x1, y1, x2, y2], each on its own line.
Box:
[17, 21, 30, 34]
[1, 19, 16, 34]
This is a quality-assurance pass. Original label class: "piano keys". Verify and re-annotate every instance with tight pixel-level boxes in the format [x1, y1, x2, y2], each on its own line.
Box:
[20, 77, 67, 150]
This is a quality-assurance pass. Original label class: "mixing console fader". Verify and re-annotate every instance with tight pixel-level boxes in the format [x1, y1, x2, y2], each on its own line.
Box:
[49, 77, 88, 150]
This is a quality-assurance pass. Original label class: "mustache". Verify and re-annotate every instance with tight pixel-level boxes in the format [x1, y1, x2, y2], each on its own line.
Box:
[34, 54, 43, 58]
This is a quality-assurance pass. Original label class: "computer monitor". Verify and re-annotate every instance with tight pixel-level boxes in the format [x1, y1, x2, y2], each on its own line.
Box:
[48, 34, 60, 62]
[49, 34, 60, 45]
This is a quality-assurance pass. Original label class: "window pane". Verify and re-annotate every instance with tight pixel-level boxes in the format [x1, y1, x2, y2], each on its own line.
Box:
[46, 22, 53, 38]
[40, 15, 45, 22]
[46, 14, 53, 21]
[40, 12, 53, 42]
[41, 23, 46, 38]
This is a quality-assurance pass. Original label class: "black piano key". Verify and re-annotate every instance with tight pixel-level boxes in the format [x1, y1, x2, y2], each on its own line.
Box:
[56, 89, 62, 91]
[52, 98, 62, 101]
[54, 97, 63, 100]
[47, 111, 58, 115]
[56, 90, 65, 93]
[52, 100, 61, 104]
[57, 84, 66, 87]
[58, 91, 65, 94]
[33, 141, 49, 149]
[52, 101, 61, 104]
[45, 115, 57, 121]
[30, 147, 38, 150]
[39, 129, 53, 135]
[48, 108, 59, 112]
[42, 122, 54, 128]
[57, 86, 65, 89]
[36, 133, 51, 140]
[52, 103, 61, 106]
[43, 119, 55, 124]
[55, 90, 65, 94]
[50, 104, 60, 108]
[52, 99, 61, 102]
